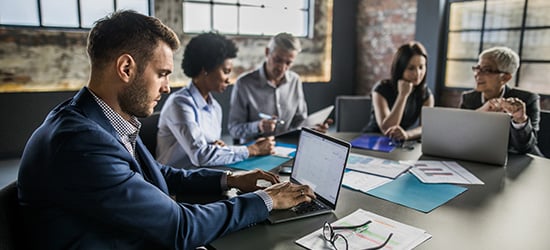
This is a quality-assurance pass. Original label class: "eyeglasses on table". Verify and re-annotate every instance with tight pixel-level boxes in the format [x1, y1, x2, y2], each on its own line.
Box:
[322, 220, 393, 250]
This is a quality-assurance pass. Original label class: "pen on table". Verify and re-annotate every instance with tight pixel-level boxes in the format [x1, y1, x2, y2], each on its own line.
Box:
[258, 112, 285, 125]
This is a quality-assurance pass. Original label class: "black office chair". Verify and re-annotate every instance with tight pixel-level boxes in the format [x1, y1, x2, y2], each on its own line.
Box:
[0, 181, 22, 250]
[139, 112, 161, 158]
[537, 110, 550, 158]
[334, 95, 372, 132]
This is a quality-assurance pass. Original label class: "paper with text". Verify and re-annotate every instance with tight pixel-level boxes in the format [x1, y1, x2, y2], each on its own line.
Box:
[346, 153, 412, 179]
[342, 170, 392, 193]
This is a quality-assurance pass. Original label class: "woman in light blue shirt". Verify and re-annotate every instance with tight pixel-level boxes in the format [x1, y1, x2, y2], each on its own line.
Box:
[156, 32, 275, 168]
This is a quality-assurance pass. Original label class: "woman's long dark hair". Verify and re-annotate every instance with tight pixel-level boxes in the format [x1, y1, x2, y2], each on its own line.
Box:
[389, 41, 428, 97]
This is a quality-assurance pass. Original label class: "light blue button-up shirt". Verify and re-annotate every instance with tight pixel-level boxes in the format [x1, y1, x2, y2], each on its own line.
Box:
[156, 82, 249, 168]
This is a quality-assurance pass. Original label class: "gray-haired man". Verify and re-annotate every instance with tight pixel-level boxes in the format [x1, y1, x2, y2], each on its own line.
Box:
[228, 32, 330, 143]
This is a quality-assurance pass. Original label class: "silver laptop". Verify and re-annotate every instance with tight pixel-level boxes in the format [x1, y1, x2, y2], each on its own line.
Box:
[421, 107, 510, 166]
[267, 127, 350, 224]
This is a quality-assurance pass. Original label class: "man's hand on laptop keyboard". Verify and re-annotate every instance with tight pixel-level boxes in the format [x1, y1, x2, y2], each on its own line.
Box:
[264, 182, 316, 209]
[227, 169, 280, 193]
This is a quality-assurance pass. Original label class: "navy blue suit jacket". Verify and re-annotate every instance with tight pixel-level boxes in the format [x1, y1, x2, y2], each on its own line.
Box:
[17, 88, 268, 250]
[460, 85, 541, 155]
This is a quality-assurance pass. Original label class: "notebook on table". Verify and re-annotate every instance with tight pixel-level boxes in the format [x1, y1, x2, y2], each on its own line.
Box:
[267, 127, 351, 224]
[421, 107, 510, 166]
[303, 105, 334, 127]
[274, 105, 335, 138]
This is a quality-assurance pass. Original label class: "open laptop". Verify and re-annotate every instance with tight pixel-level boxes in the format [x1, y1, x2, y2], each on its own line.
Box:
[421, 107, 510, 166]
[267, 127, 351, 224]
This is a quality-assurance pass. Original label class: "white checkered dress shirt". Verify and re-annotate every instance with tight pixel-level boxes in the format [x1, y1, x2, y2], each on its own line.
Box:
[89, 90, 141, 158]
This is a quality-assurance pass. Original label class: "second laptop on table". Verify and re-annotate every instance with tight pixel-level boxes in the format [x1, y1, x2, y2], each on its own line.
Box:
[421, 107, 510, 166]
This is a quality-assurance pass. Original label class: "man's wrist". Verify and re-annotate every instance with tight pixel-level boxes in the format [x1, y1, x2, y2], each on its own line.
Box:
[222, 170, 233, 190]
[512, 115, 528, 124]
[254, 190, 273, 211]
[511, 116, 528, 129]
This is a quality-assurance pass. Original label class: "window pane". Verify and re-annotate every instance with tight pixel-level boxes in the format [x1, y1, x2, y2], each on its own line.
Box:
[482, 30, 521, 52]
[213, 5, 237, 34]
[81, 0, 114, 28]
[240, 6, 306, 36]
[240, 0, 308, 9]
[215, 0, 237, 3]
[41, 0, 79, 27]
[522, 29, 550, 60]
[240, 0, 267, 7]
[526, 0, 550, 27]
[484, 0, 524, 29]
[445, 61, 476, 88]
[281, 9, 308, 37]
[519, 63, 550, 95]
[117, 0, 149, 15]
[447, 31, 481, 59]
[449, 1, 483, 31]
[240, 6, 269, 35]
[0, 0, 39, 26]
[183, 3, 211, 33]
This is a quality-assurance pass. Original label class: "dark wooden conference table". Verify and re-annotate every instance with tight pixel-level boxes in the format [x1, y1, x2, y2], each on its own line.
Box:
[210, 132, 550, 250]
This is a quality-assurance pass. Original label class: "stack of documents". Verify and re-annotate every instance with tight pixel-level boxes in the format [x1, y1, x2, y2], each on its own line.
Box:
[295, 208, 431, 250]
[343, 153, 411, 193]
[342, 155, 480, 213]
[346, 153, 411, 179]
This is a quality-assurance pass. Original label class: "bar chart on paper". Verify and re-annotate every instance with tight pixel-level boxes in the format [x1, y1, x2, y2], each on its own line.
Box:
[409, 161, 484, 185]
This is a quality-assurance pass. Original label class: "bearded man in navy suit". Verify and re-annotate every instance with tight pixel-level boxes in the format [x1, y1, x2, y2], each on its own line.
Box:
[17, 10, 314, 250]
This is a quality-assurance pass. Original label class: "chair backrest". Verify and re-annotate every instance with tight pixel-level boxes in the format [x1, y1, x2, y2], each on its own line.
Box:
[335, 95, 372, 132]
[538, 110, 550, 158]
[139, 112, 160, 158]
[0, 181, 20, 250]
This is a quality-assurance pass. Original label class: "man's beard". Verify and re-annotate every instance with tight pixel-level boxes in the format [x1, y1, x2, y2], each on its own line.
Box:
[119, 76, 153, 118]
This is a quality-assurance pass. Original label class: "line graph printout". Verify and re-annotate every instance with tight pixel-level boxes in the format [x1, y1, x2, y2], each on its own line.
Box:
[409, 161, 484, 185]
[296, 208, 431, 250]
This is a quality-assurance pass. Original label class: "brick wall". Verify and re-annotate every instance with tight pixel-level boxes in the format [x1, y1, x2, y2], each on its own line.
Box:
[0, 0, 334, 93]
[356, 0, 417, 96]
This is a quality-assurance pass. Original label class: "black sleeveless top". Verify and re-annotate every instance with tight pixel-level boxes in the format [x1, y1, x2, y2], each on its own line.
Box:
[362, 79, 432, 133]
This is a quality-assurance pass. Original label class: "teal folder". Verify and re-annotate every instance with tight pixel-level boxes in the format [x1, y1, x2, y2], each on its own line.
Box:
[226, 155, 291, 171]
[227, 143, 296, 171]
[367, 173, 467, 213]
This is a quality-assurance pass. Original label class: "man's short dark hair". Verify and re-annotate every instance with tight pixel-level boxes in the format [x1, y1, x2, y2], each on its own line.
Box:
[87, 10, 180, 72]
[181, 32, 238, 78]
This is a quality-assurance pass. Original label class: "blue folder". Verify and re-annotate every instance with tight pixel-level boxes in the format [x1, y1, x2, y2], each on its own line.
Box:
[366, 173, 467, 213]
[350, 134, 395, 152]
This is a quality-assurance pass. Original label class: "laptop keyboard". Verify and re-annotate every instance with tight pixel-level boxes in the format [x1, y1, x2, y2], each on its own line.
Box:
[293, 199, 326, 215]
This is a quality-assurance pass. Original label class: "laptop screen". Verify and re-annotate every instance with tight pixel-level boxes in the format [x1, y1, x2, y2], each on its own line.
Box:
[291, 128, 350, 205]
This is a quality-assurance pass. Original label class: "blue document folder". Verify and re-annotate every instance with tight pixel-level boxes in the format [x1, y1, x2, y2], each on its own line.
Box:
[350, 134, 395, 152]
[367, 173, 467, 213]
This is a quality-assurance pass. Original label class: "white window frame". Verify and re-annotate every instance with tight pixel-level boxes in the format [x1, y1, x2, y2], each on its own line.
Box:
[182, 0, 315, 38]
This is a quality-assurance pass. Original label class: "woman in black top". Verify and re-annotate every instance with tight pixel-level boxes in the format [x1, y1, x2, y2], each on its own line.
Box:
[363, 41, 434, 141]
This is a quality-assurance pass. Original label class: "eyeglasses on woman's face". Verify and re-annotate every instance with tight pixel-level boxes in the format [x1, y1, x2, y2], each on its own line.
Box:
[471, 65, 506, 75]
[322, 221, 393, 250]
